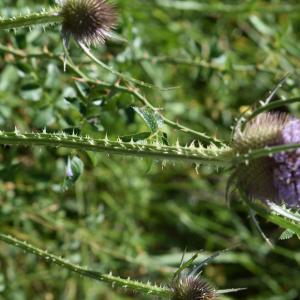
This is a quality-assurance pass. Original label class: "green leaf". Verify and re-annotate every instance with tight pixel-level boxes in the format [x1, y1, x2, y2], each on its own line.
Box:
[279, 229, 295, 240]
[20, 81, 43, 101]
[133, 107, 163, 133]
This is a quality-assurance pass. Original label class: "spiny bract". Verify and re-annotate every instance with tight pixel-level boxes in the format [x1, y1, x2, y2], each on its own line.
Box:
[172, 275, 217, 300]
[231, 112, 300, 209]
[60, 0, 117, 46]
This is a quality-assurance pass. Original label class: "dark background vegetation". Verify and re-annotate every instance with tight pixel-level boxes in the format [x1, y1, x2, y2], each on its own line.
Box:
[0, 0, 300, 299]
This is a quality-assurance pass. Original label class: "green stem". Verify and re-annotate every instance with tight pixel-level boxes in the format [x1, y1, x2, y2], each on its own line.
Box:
[0, 233, 172, 297]
[78, 42, 159, 90]
[137, 56, 279, 74]
[0, 10, 62, 30]
[0, 232, 242, 297]
[0, 44, 225, 145]
[246, 97, 300, 123]
[238, 143, 300, 161]
[0, 131, 232, 166]
[1, 130, 300, 166]
[155, 0, 300, 14]
[67, 53, 224, 145]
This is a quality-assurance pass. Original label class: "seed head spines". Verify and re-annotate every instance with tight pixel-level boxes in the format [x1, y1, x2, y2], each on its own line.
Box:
[60, 0, 117, 46]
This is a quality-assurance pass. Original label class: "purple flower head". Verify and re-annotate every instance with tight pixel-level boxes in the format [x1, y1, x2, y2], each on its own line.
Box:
[231, 112, 300, 209]
[60, 0, 117, 47]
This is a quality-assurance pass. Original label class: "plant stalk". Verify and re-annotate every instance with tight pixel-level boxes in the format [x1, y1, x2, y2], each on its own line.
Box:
[0, 233, 172, 297]
[155, 0, 300, 14]
[0, 131, 232, 166]
[0, 10, 62, 30]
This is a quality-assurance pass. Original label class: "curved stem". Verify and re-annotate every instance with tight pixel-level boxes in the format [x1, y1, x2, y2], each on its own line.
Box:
[67, 53, 224, 145]
[246, 97, 300, 124]
[0, 10, 62, 30]
[78, 42, 159, 89]
[0, 131, 232, 166]
[0, 233, 172, 297]
[0, 44, 225, 145]
[0, 232, 242, 297]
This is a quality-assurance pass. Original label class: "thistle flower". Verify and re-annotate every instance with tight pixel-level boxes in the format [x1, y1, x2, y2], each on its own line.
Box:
[171, 274, 217, 300]
[231, 112, 300, 209]
[59, 0, 117, 46]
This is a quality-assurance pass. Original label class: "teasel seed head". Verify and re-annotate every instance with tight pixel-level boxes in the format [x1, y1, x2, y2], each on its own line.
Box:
[59, 0, 117, 46]
[230, 112, 300, 209]
[171, 274, 217, 300]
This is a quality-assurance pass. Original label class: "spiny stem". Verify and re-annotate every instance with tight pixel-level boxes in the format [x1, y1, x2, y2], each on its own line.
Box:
[0, 10, 62, 30]
[245, 97, 300, 124]
[0, 233, 172, 297]
[0, 232, 242, 297]
[0, 10, 162, 91]
[0, 131, 232, 166]
[1, 130, 300, 166]
[0, 44, 225, 145]
[65, 53, 225, 145]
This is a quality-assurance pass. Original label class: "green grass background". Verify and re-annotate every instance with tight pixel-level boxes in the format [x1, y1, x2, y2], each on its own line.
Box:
[0, 0, 300, 299]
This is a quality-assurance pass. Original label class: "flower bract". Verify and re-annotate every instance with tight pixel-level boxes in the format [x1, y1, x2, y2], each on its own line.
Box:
[231, 112, 300, 209]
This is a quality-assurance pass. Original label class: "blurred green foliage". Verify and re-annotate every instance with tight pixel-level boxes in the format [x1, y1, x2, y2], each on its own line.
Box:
[0, 0, 300, 299]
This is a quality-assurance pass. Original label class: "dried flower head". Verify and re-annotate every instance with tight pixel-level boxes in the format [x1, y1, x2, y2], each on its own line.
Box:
[230, 112, 300, 209]
[59, 0, 117, 46]
[172, 274, 217, 300]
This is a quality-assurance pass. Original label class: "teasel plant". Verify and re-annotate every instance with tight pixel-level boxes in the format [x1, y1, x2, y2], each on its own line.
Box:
[0, 233, 243, 299]
[227, 112, 300, 243]
[0, 81, 298, 236]
[0, 0, 159, 88]
[0, 0, 117, 45]
[1, 1, 300, 232]
[169, 249, 245, 300]
[1, 0, 300, 298]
